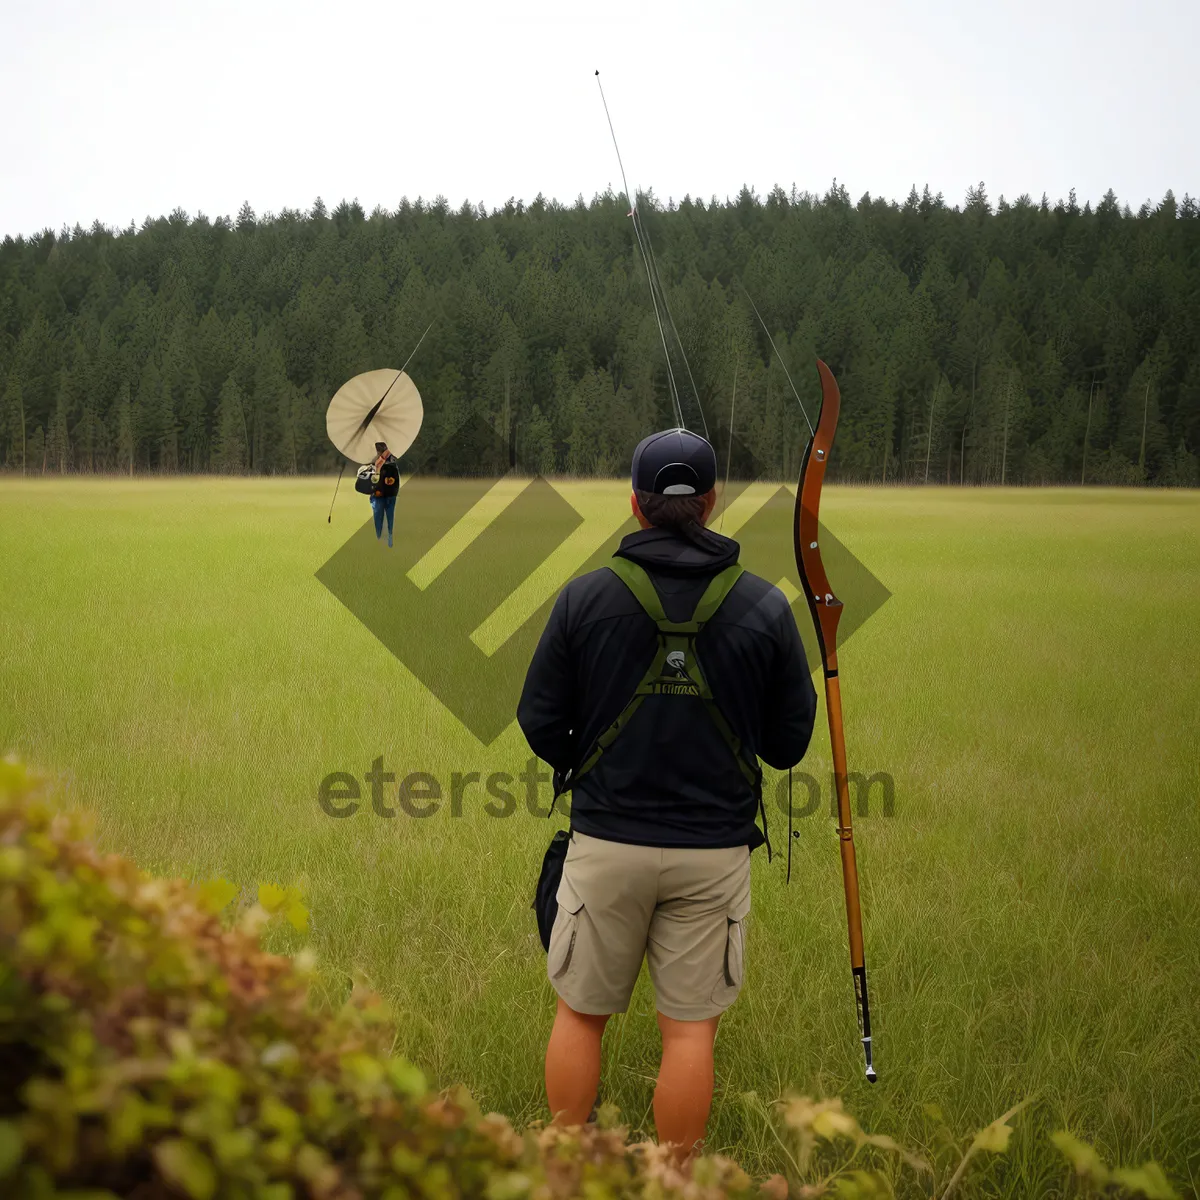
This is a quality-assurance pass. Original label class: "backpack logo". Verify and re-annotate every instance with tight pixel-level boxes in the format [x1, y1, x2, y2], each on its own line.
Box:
[659, 648, 700, 696]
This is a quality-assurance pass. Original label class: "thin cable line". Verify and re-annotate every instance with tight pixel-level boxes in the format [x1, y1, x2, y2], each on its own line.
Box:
[740, 285, 814, 438]
[399, 320, 434, 377]
[356, 320, 435, 438]
[719, 352, 739, 533]
[596, 71, 686, 430]
[639, 205, 709, 439]
[630, 204, 685, 428]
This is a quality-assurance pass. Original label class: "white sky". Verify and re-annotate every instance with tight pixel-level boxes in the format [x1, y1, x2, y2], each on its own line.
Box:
[2, 0, 1195, 239]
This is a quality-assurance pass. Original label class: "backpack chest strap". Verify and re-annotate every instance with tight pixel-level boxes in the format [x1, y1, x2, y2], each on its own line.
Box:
[572, 557, 756, 784]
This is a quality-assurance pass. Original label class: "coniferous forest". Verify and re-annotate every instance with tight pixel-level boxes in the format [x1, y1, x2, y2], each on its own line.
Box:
[1, 182, 1197, 485]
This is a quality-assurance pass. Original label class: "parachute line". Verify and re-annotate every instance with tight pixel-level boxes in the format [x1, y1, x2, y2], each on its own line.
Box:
[596, 72, 690, 432]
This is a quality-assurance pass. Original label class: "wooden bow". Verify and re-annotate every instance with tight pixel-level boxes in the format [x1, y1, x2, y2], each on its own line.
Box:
[795, 360, 877, 1084]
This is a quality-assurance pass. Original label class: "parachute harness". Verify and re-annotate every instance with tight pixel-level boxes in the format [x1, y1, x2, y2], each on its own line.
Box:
[564, 557, 771, 856]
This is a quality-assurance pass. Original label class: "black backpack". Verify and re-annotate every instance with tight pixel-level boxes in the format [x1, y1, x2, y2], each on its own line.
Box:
[533, 829, 571, 952]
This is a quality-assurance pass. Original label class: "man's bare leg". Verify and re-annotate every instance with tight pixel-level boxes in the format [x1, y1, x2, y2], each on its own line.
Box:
[653, 1012, 721, 1159]
[546, 996, 610, 1124]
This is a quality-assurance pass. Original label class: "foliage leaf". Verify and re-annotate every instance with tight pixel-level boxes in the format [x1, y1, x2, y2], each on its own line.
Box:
[970, 1118, 1013, 1154]
[196, 877, 238, 913]
[1051, 1130, 1110, 1183]
[1110, 1162, 1179, 1200]
[0, 1120, 22, 1179]
[153, 1138, 217, 1200]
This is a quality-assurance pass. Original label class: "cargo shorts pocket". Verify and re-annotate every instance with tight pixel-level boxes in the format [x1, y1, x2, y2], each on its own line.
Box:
[547, 874, 586, 980]
[711, 890, 751, 1007]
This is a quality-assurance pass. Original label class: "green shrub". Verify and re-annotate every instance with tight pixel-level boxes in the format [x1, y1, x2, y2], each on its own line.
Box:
[0, 759, 758, 1199]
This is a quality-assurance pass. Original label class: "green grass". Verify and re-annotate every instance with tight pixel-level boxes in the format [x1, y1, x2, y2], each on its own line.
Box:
[1, 477, 1198, 1196]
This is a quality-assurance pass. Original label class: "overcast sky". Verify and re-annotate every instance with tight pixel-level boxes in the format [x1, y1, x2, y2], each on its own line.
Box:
[2, 0, 1195, 239]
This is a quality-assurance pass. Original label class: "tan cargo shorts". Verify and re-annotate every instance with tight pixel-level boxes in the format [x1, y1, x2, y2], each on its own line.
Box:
[547, 831, 752, 1021]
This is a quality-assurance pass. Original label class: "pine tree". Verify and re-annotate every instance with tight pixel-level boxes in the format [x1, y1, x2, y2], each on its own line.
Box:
[114, 382, 135, 477]
[174, 365, 206, 471]
[75, 392, 103, 473]
[46, 371, 72, 472]
[28, 425, 45, 474]
[520, 404, 556, 476]
[2, 373, 26, 472]
[251, 329, 288, 473]
[1116, 350, 1171, 479]
[212, 376, 249, 473]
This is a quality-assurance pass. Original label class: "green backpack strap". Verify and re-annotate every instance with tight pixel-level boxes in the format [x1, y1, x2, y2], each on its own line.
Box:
[691, 563, 747, 625]
[606, 555, 744, 632]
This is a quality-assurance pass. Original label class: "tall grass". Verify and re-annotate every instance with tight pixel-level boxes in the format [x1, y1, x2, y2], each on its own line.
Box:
[1, 477, 1197, 1195]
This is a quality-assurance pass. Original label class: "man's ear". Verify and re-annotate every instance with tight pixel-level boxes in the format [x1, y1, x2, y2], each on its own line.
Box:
[631, 492, 651, 530]
[700, 488, 718, 525]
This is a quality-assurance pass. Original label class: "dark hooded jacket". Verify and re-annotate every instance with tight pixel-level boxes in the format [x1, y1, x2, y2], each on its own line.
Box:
[517, 525, 817, 849]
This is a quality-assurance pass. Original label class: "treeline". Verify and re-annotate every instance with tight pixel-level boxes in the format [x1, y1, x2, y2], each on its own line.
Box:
[1, 183, 1198, 485]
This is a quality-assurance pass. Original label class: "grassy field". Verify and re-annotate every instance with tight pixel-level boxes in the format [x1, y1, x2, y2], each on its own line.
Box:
[1, 477, 1198, 1195]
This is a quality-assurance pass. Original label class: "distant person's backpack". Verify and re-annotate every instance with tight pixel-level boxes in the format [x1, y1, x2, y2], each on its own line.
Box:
[354, 465, 376, 495]
[376, 459, 400, 496]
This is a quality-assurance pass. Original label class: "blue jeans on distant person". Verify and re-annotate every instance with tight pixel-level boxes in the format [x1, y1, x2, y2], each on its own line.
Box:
[371, 495, 396, 546]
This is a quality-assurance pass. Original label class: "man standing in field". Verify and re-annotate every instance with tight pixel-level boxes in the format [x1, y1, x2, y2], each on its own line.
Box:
[369, 441, 400, 547]
[518, 428, 817, 1161]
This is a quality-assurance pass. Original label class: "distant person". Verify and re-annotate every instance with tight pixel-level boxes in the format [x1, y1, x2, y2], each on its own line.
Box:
[369, 441, 400, 547]
[518, 428, 817, 1162]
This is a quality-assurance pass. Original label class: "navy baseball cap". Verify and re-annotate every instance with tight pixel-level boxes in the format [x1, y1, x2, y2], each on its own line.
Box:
[631, 428, 717, 496]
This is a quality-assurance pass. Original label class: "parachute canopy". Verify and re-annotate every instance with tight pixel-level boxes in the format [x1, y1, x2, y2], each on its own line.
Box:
[326, 369, 423, 464]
